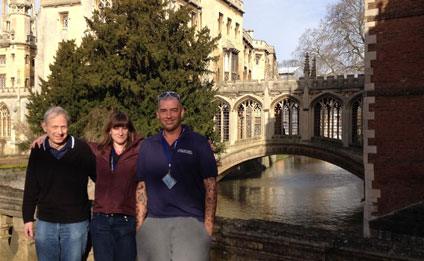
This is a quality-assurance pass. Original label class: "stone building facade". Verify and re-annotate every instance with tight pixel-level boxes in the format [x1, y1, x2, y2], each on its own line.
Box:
[0, 0, 36, 155]
[243, 30, 277, 81]
[35, 0, 277, 88]
[0, 0, 277, 155]
[167, 0, 277, 83]
[35, 0, 111, 89]
[363, 0, 424, 236]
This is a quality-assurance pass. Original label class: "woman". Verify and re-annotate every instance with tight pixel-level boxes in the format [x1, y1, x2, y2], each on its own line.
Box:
[88, 111, 142, 261]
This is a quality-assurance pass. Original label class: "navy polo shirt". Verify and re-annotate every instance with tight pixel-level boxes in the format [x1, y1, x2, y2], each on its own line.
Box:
[136, 126, 217, 221]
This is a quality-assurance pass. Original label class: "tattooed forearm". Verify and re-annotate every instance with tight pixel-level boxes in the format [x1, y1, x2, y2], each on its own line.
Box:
[203, 177, 217, 236]
[135, 181, 148, 230]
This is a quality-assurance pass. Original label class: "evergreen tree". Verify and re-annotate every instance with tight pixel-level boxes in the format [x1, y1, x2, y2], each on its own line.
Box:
[27, 0, 218, 139]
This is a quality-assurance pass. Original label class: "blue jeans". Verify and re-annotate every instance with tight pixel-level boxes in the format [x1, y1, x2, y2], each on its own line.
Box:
[35, 219, 89, 261]
[90, 213, 136, 261]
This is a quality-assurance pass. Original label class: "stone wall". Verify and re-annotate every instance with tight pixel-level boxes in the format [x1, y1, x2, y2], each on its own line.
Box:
[211, 217, 424, 261]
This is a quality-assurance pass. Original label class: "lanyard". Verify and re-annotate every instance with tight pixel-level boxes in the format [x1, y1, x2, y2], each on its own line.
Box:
[160, 135, 178, 170]
[160, 128, 184, 170]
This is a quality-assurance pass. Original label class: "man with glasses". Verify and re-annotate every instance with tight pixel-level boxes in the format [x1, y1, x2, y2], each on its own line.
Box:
[135, 91, 217, 261]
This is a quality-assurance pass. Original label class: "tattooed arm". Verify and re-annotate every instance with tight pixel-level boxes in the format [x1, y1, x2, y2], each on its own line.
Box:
[204, 177, 217, 236]
[135, 181, 148, 231]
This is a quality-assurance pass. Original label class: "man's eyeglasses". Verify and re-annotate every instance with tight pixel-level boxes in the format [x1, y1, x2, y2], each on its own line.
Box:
[158, 91, 180, 101]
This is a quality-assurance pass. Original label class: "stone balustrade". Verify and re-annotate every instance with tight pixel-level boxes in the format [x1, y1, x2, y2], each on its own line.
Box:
[0, 87, 31, 97]
[298, 74, 365, 90]
[217, 80, 265, 93]
[9, 0, 33, 7]
[217, 75, 363, 94]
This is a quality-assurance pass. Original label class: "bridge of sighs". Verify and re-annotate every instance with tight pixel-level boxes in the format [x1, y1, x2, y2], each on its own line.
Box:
[214, 74, 365, 178]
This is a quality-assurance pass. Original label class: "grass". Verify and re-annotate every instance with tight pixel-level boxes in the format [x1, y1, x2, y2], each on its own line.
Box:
[0, 163, 27, 169]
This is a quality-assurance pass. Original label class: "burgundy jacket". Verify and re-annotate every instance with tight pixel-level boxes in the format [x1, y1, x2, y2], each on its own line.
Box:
[88, 137, 142, 217]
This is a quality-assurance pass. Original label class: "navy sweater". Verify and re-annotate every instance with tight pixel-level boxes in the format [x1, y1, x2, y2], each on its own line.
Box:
[22, 137, 96, 223]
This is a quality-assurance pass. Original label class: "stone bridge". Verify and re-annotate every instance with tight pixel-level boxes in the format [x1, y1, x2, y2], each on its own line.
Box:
[214, 74, 365, 177]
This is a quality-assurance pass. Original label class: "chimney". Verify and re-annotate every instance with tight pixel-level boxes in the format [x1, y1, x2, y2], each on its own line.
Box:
[311, 56, 317, 79]
[303, 52, 310, 78]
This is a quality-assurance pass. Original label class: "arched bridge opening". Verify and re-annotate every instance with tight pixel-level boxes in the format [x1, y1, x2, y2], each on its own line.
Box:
[218, 140, 363, 180]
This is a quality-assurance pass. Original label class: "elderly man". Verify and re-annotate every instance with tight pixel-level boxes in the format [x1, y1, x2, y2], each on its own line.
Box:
[135, 91, 218, 261]
[22, 106, 96, 261]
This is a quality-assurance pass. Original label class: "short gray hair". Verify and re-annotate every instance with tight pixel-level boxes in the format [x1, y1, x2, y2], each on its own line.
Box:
[43, 106, 70, 124]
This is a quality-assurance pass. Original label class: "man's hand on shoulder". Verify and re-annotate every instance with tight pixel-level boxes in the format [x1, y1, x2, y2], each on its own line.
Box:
[30, 134, 47, 149]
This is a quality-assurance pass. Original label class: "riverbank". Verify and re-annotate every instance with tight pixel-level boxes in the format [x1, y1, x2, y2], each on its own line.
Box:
[211, 217, 424, 261]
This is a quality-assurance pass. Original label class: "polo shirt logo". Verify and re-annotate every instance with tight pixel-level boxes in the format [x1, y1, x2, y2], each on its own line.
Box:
[177, 149, 193, 155]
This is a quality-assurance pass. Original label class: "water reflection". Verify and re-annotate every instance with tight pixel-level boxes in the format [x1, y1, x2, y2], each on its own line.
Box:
[217, 155, 364, 232]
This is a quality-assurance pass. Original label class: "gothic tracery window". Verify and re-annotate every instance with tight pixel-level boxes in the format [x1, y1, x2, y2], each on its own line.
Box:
[237, 99, 262, 140]
[314, 96, 342, 140]
[274, 97, 299, 136]
[214, 100, 230, 142]
[0, 103, 11, 138]
[98, 0, 112, 9]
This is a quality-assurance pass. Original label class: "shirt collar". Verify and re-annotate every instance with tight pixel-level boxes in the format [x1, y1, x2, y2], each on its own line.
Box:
[43, 135, 75, 151]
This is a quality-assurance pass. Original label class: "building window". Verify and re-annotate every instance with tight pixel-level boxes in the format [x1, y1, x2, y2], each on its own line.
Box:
[0, 55, 5, 65]
[25, 55, 29, 64]
[216, 66, 220, 83]
[214, 100, 230, 142]
[235, 23, 239, 38]
[25, 78, 29, 88]
[255, 54, 261, 65]
[274, 97, 299, 136]
[30, 69, 35, 87]
[0, 74, 5, 88]
[243, 66, 247, 80]
[226, 18, 232, 36]
[189, 12, 198, 28]
[11, 54, 15, 61]
[11, 77, 15, 87]
[352, 97, 363, 146]
[0, 103, 11, 138]
[6, 21, 10, 31]
[314, 96, 342, 140]
[224, 50, 239, 81]
[237, 99, 262, 140]
[60, 12, 69, 30]
[231, 52, 238, 81]
[218, 13, 223, 34]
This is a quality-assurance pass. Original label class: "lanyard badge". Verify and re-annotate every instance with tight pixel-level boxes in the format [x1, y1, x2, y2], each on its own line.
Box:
[162, 165, 177, 189]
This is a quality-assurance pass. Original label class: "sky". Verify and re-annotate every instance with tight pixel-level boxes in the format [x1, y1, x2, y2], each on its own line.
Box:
[243, 0, 339, 62]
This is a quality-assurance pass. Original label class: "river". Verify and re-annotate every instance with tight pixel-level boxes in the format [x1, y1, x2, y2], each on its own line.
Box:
[216, 155, 364, 233]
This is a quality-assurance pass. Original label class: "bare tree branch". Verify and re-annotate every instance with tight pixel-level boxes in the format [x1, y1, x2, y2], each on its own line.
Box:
[293, 0, 364, 76]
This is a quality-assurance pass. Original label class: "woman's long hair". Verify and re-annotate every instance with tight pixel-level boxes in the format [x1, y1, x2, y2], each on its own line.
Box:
[97, 111, 137, 153]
